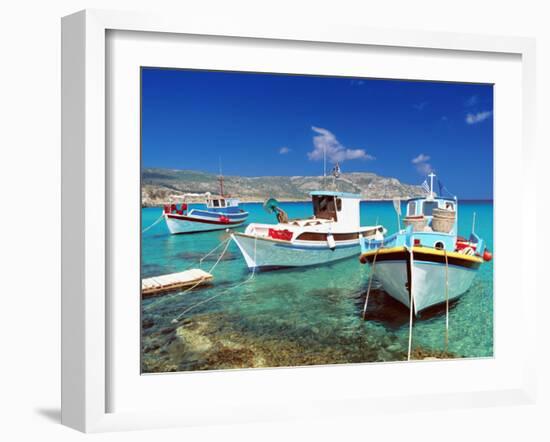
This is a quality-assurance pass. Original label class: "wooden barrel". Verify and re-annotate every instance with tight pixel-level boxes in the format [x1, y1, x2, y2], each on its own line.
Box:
[432, 208, 455, 233]
[404, 215, 427, 232]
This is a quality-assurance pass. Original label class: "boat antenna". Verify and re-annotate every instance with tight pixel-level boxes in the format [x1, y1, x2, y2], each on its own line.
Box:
[393, 197, 401, 231]
[218, 157, 225, 197]
[323, 144, 327, 189]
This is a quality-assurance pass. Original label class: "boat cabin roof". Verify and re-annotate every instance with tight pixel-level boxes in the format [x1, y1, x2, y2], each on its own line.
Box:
[310, 191, 362, 199]
[407, 196, 456, 203]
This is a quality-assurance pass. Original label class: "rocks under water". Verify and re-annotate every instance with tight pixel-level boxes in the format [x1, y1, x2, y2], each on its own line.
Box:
[141, 311, 461, 373]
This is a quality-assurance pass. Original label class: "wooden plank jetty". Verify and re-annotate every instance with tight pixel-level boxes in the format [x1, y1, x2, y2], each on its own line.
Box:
[141, 268, 213, 298]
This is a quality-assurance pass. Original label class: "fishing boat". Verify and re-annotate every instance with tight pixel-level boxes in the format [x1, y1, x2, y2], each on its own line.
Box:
[359, 173, 492, 315]
[231, 191, 386, 270]
[163, 173, 249, 234]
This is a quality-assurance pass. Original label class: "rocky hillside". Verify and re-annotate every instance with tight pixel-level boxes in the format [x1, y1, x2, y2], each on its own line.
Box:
[141, 168, 424, 207]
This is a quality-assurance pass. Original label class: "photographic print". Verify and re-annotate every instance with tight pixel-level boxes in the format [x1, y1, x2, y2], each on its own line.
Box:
[140, 68, 493, 373]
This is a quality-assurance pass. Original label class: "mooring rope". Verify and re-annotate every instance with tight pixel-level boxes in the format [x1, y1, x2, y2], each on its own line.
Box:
[444, 248, 450, 352]
[142, 213, 165, 233]
[407, 246, 415, 361]
[205, 238, 231, 273]
[362, 245, 380, 320]
[199, 238, 231, 270]
[142, 238, 232, 313]
[171, 235, 258, 324]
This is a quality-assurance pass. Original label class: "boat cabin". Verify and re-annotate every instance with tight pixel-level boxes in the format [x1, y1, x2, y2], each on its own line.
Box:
[399, 194, 459, 251]
[406, 197, 456, 218]
[310, 191, 361, 230]
[206, 196, 242, 213]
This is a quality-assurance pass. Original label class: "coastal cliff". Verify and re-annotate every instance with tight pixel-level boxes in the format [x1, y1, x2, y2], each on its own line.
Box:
[141, 168, 424, 207]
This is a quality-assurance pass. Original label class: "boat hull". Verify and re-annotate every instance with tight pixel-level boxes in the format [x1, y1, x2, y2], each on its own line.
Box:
[231, 233, 363, 270]
[361, 247, 481, 314]
[164, 213, 246, 234]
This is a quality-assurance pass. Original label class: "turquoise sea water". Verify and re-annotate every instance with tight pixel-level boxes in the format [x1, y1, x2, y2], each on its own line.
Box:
[141, 201, 493, 372]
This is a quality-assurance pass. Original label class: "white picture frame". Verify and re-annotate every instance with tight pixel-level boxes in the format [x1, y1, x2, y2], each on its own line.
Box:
[61, 9, 537, 433]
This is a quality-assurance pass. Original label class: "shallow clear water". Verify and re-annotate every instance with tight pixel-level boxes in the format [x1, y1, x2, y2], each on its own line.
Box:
[141, 201, 493, 372]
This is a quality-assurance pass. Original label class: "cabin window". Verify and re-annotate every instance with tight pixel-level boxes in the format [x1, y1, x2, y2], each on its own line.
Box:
[444, 202, 454, 211]
[423, 201, 438, 216]
[219, 199, 226, 207]
[407, 201, 417, 216]
[212, 200, 220, 207]
[312, 195, 338, 221]
[336, 198, 342, 211]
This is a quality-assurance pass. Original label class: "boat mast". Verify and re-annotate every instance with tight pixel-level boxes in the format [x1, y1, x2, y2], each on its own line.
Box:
[428, 172, 436, 198]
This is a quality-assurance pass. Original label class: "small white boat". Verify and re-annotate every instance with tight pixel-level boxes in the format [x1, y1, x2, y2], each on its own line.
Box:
[163, 173, 249, 234]
[231, 191, 386, 270]
[359, 173, 492, 315]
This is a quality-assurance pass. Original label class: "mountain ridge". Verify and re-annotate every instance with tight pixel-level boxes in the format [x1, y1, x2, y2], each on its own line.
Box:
[141, 168, 425, 207]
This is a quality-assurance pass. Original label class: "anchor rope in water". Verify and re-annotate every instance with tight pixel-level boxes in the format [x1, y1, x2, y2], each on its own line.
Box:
[171, 235, 258, 324]
[142, 213, 165, 233]
[407, 246, 415, 361]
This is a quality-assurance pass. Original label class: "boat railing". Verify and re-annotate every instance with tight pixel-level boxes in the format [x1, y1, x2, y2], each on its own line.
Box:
[469, 232, 485, 255]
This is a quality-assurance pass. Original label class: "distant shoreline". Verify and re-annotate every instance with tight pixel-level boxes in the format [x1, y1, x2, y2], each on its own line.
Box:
[142, 198, 494, 208]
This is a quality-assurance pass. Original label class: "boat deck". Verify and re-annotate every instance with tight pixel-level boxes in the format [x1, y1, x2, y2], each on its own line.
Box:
[141, 268, 213, 298]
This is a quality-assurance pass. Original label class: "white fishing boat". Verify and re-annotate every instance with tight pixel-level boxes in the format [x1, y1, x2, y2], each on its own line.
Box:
[231, 191, 386, 270]
[163, 172, 248, 234]
[359, 173, 492, 315]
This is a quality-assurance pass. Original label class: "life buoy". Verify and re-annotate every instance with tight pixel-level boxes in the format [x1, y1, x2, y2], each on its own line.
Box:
[461, 246, 475, 256]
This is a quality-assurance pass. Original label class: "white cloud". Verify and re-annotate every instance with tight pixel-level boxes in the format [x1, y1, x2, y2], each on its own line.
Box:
[412, 153, 430, 164]
[411, 153, 433, 175]
[466, 110, 493, 125]
[308, 126, 374, 163]
[279, 146, 291, 154]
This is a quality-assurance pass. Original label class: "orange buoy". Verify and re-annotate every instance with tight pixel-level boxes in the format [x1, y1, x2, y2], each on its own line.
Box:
[483, 250, 493, 262]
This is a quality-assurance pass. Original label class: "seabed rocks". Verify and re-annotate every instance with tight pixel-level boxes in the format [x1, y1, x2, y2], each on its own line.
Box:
[141, 312, 460, 373]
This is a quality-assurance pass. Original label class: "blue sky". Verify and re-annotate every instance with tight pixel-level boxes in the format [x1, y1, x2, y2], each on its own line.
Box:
[142, 68, 493, 199]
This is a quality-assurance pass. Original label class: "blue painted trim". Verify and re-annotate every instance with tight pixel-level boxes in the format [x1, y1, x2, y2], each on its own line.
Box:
[190, 209, 248, 220]
[274, 242, 359, 250]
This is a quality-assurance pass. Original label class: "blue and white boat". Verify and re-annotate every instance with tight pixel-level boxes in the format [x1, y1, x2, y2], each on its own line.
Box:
[359, 173, 492, 315]
[163, 175, 249, 234]
[231, 191, 386, 270]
